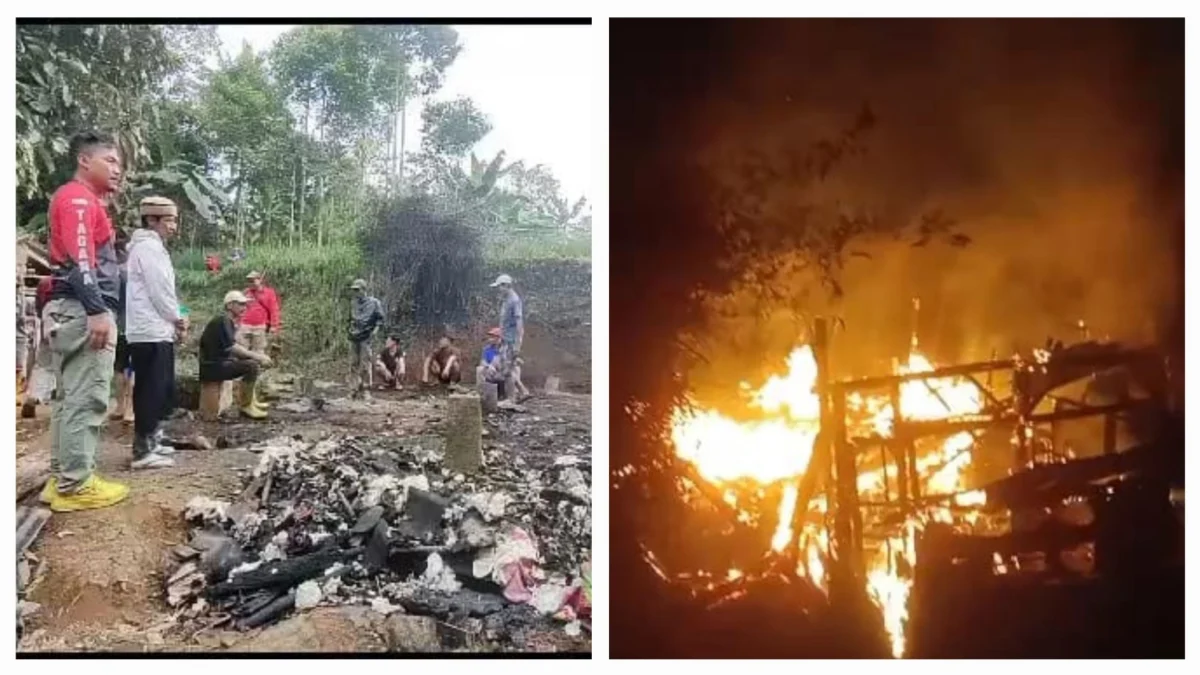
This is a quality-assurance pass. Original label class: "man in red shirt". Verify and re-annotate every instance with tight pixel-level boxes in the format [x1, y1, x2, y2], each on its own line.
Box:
[238, 271, 281, 356]
[40, 130, 130, 512]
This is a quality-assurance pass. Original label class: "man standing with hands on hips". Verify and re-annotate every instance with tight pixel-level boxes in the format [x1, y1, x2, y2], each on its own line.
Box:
[490, 274, 525, 409]
[41, 131, 128, 511]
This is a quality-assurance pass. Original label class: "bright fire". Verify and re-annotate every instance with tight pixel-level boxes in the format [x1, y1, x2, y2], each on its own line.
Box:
[670, 345, 986, 658]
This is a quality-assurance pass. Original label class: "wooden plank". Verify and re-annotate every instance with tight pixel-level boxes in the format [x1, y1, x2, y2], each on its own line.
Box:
[15, 452, 51, 503]
[16, 506, 51, 555]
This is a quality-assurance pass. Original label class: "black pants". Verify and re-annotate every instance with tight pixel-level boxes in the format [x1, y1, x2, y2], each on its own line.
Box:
[114, 335, 132, 375]
[129, 341, 175, 439]
[200, 358, 260, 384]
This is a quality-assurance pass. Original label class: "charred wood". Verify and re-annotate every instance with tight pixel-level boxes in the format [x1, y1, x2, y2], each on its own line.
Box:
[207, 547, 361, 597]
[236, 591, 295, 630]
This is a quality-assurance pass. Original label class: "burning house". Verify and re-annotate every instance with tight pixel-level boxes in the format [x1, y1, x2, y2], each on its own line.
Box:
[610, 17, 1183, 660]
[636, 317, 1182, 658]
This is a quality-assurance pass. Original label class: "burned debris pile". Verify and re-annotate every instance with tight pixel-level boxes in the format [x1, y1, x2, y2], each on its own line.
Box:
[166, 431, 591, 650]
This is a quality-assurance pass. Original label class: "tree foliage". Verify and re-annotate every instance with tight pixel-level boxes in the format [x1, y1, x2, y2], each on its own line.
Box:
[421, 97, 492, 158]
[16, 22, 588, 257]
[16, 24, 223, 227]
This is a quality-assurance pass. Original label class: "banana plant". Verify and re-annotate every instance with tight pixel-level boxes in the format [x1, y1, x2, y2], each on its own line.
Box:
[118, 159, 232, 228]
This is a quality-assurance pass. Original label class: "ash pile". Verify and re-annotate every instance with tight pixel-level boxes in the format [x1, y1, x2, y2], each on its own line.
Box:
[166, 432, 591, 650]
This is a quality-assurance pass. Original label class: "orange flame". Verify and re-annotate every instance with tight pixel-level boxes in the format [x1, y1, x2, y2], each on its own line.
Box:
[670, 344, 986, 658]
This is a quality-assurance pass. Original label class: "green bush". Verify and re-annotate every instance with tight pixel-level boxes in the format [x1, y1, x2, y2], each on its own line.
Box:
[172, 234, 590, 378]
[481, 228, 591, 262]
[174, 243, 363, 374]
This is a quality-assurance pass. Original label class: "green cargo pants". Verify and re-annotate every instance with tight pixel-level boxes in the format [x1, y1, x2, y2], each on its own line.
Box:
[45, 298, 116, 493]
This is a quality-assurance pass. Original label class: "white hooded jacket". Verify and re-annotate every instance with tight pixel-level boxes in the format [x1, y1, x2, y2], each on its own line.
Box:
[125, 228, 180, 343]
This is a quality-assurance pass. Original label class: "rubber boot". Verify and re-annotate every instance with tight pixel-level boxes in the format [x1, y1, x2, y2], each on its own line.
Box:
[239, 381, 267, 420]
[251, 388, 270, 410]
[245, 381, 268, 415]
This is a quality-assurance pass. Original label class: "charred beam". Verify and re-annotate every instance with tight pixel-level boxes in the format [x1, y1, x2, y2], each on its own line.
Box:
[852, 400, 1157, 444]
[927, 521, 1098, 561]
[236, 591, 295, 631]
[831, 359, 1014, 392]
[981, 445, 1173, 510]
[207, 547, 361, 597]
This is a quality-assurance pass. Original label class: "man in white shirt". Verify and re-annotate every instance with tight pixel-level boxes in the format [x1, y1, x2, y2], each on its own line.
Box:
[125, 197, 188, 470]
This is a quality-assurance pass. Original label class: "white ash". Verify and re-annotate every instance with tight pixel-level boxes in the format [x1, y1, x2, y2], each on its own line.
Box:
[369, 596, 403, 616]
[251, 437, 307, 476]
[421, 553, 461, 593]
[295, 580, 323, 609]
[228, 560, 262, 578]
[465, 492, 513, 522]
[322, 576, 343, 597]
[310, 438, 339, 457]
[361, 475, 400, 508]
[231, 512, 267, 545]
[184, 497, 230, 523]
[262, 542, 286, 562]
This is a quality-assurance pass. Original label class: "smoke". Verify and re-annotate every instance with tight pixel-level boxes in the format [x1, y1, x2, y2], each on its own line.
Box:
[689, 19, 1183, 368]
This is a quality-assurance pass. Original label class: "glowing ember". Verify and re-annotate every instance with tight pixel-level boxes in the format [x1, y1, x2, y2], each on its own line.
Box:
[670, 343, 987, 658]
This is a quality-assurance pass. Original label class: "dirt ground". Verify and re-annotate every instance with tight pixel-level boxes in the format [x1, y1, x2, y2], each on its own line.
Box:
[16, 384, 592, 653]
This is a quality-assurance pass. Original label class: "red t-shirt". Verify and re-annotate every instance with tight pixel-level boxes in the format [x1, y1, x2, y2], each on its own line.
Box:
[48, 180, 119, 314]
[241, 285, 281, 331]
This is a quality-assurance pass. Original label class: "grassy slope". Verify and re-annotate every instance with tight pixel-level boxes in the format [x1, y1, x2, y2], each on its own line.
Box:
[174, 244, 362, 375]
[173, 238, 590, 378]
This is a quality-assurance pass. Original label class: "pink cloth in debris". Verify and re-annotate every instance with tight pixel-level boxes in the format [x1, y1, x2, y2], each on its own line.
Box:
[549, 582, 591, 622]
[474, 526, 543, 603]
[475, 527, 591, 615]
[500, 559, 539, 603]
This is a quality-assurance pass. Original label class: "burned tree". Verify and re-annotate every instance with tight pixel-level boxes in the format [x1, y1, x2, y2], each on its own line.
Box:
[361, 195, 485, 337]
